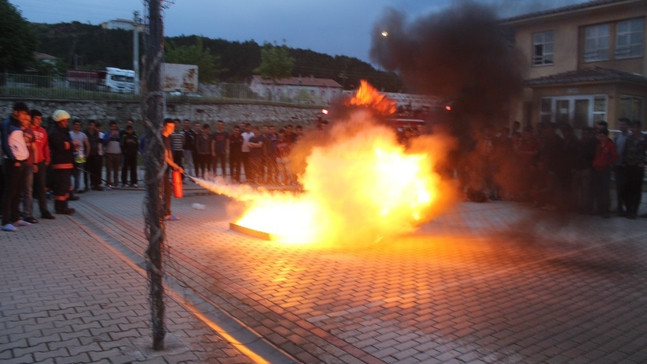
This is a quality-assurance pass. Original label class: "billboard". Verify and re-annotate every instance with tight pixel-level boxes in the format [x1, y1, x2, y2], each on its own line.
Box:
[162, 63, 198, 93]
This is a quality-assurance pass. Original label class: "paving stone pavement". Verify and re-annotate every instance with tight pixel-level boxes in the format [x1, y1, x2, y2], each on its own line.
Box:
[0, 196, 259, 364]
[2, 184, 647, 364]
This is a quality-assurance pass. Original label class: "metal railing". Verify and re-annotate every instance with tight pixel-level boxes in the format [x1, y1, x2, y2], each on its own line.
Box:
[0, 72, 140, 100]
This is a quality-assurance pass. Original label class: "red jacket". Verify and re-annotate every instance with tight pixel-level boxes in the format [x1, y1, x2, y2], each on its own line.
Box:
[593, 138, 618, 171]
[31, 125, 50, 165]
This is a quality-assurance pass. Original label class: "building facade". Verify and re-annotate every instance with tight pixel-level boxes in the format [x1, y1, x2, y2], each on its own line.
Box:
[504, 0, 647, 130]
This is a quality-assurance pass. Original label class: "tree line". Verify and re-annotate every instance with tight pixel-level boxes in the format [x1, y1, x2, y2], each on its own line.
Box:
[1, 0, 403, 91]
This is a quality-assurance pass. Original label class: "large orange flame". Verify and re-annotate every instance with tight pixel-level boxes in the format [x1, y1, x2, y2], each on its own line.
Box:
[346, 80, 397, 115]
[193, 107, 457, 247]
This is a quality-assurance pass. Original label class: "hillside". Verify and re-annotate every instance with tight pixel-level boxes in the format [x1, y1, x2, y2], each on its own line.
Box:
[31, 22, 404, 92]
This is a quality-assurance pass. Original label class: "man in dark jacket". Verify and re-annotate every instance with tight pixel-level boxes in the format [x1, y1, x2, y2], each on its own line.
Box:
[120, 125, 139, 187]
[84, 120, 104, 190]
[48, 110, 76, 215]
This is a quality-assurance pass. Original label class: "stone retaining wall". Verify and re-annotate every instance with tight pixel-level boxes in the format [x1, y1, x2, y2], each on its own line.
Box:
[0, 99, 323, 129]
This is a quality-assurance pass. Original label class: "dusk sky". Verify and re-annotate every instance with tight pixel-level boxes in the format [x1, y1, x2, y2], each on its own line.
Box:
[13, 0, 588, 63]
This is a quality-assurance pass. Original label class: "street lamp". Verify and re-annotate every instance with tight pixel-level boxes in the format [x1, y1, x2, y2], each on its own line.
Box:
[133, 11, 142, 95]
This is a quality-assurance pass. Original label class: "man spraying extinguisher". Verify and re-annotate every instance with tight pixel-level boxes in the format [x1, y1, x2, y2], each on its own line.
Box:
[162, 118, 184, 221]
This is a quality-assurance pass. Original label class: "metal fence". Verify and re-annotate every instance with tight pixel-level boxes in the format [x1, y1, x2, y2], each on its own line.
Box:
[0, 72, 265, 102]
[0, 72, 138, 100]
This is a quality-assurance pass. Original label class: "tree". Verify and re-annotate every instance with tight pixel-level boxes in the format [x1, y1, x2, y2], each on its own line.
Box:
[0, 0, 38, 72]
[142, 0, 166, 351]
[164, 36, 226, 83]
[253, 42, 295, 81]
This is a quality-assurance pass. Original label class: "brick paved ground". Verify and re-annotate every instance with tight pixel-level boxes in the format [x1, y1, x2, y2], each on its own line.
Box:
[0, 198, 260, 364]
[52, 184, 647, 364]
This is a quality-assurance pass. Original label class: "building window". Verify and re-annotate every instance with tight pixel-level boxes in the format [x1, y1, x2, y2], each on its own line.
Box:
[540, 98, 552, 124]
[619, 95, 645, 121]
[539, 95, 607, 127]
[593, 96, 607, 123]
[615, 18, 644, 59]
[532, 31, 554, 65]
[584, 24, 610, 62]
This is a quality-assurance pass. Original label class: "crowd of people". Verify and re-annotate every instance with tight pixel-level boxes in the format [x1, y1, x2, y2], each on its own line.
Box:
[1, 103, 69, 232]
[3, 101, 644, 231]
[0, 107, 312, 228]
[0, 102, 147, 231]
[459, 119, 646, 219]
[164, 118, 305, 186]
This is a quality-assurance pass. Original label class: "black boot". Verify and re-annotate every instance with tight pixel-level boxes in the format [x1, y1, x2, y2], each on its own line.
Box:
[55, 200, 75, 215]
[41, 210, 56, 219]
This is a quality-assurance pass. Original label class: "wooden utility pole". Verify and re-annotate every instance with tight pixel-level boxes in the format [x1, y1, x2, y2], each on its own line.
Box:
[142, 0, 166, 351]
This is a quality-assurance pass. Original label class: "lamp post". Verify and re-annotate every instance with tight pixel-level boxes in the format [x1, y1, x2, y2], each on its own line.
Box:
[133, 11, 141, 95]
[103, 15, 144, 95]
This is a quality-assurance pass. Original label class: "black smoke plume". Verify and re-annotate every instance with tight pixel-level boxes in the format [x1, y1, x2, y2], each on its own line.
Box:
[369, 1, 523, 130]
[370, 1, 527, 202]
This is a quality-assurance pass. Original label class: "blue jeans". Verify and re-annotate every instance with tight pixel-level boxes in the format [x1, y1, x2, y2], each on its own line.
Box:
[73, 162, 86, 191]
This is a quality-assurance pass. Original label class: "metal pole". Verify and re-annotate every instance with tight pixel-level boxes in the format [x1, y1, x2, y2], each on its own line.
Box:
[142, 0, 166, 351]
[133, 11, 141, 95]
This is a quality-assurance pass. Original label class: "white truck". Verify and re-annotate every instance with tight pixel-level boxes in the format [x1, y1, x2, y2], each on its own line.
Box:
[66, 67, 135, 93]
[67, 64, 197, 94]
[103, 67, 135, 93]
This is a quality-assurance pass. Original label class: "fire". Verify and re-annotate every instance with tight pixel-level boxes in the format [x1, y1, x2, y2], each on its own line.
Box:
[194, 135, 455, 247]
[192, 83, 457, 247]
[346, 80, 397, 115]
[238, 118, 451, 246]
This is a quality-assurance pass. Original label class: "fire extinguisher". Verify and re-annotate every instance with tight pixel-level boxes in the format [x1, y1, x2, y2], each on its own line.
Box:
[172, 170, 183, 198]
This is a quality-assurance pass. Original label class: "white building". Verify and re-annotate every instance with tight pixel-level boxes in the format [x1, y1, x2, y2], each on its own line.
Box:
[249, 75, 343, 105]
[101, 19, 135, 30]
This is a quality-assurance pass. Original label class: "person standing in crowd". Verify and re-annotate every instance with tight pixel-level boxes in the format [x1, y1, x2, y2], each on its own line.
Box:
[69, 120, 89, 193]
[255, 125, 270, 183]
[622, 120, 646, 219]
[510, 120, 522, 137]
[103, 121, 122, 188]
[120, 125, 139, 187]
[573, 126, 597, 213]
[182, 119, 195, 177]
[515, 126, 540, 202]
[194, 123, 212, 178]
[241, 123, 254, 182]
[285, 124, 296, 144]
[120, 118, 135, 138]
[228, 125, 243, 183]
[263, 125, 278, 184]
[138, 127, 148, 159]
[295, 125, 304, 142]
[85, 121, 104, 191]
[275, 128, 292, 186]
[559, 124, 579, 210]
[162, 118, 183, 221]
[48, 110, 76, 215]
[591, 128, 618, 218]
[20, 109, 38, 224]
[613, 118, 630, 216]
[29, 110, 55, 219]
[170, 119, 184, 178]
[248, 126, 264, 184]
[596, 120, 609, 133]
[2, 102, 32, 231]
[536, 122, 564, 210]
[211, 120, 229, 178]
